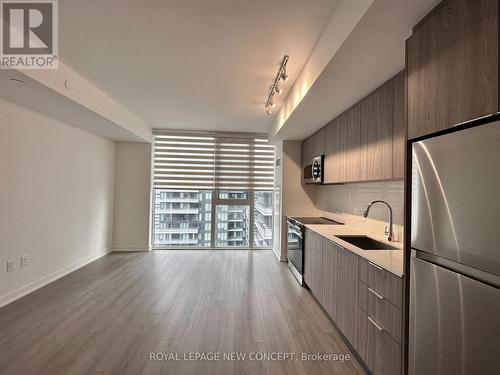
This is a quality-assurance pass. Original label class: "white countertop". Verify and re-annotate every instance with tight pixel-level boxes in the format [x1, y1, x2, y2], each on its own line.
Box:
[304, 224, 404, 277]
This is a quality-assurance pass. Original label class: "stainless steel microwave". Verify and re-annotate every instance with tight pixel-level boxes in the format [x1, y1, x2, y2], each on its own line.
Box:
[303, 155, 324, 184]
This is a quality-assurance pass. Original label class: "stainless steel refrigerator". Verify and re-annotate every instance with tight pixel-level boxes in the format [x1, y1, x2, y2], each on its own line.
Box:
[409, 117, 500, 375]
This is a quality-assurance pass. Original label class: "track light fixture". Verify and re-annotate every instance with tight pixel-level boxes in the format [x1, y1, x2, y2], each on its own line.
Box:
[265, 55, 289, 115]
[280, 69, 289, 82]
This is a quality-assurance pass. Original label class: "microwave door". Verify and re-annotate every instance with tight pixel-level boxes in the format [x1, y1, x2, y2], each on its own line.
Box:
[411, 120, 500, 277]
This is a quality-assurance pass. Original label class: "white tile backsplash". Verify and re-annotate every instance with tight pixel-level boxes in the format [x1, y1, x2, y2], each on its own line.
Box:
[314, 181, 405, 242]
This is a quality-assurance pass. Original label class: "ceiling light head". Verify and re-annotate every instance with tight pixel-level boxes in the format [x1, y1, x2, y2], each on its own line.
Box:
[280, 66, 289, 82]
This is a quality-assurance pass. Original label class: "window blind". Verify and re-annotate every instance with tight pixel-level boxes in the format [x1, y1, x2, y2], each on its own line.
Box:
[153, 131, 275, 190]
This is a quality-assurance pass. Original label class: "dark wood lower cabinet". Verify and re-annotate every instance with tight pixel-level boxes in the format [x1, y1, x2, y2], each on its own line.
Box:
[336, 247, 359, 348]
[321, 239, 338, 320]
[367, 287, 402, 344]
[304, 229, 323, 298]
[358, 308, 402, 375]
[304, 231, 403, 374]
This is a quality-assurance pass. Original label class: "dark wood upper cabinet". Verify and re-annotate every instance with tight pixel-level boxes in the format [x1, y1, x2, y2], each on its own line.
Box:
[360, 80, 394, 181]
[301, 137, 312, 167]
[407, 0, 499, 140]
[301, 128, 325, 167]
[312, 72, 405, 184]
[324, 104, 361, 183]
[392, 71, 406, 179]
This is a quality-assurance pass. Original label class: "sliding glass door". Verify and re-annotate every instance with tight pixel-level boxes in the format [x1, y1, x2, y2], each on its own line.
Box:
[213, 190, 250, 247]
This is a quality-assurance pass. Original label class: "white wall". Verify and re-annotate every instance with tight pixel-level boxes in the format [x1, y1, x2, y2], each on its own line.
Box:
[0, 98, 116, 307]
[112, 143, 152, 252]
[279, 140, 319, 259]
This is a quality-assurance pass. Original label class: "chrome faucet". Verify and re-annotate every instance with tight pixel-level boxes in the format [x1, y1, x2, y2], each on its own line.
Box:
[363, 200, 393, 242]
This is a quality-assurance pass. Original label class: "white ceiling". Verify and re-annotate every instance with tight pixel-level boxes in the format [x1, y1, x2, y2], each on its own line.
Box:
[58, 0, 338, 133]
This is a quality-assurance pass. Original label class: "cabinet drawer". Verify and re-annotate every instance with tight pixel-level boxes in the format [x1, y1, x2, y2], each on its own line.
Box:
[358, 280, 368, 312]
[358, 308, 401, 375]
[367, 287, 402, 344]
[367, 261, 402, 309]
[359, 257, 368, 284]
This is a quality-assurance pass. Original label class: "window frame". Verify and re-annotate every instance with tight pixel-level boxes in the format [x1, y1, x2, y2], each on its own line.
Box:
[151, 130, 275, 250]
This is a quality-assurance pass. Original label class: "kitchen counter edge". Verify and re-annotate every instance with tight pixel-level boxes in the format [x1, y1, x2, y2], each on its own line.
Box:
[304, 224, 404, 277]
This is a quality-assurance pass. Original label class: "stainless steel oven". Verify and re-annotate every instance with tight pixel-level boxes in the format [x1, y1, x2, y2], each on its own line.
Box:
[286, 216, 343, 285]
[303, 155, 324, 184]
[287, 218, 304, 284]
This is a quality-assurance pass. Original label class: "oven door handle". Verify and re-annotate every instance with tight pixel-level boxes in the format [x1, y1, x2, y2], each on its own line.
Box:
[287, 222, 303, 233]
[289, 229, 303, 238]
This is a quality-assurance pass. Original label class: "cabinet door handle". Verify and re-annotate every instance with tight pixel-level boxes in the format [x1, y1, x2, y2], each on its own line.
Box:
[368, 287, 385, 300]
[368, 261, 383, 271]
[368, 316, 384, 332]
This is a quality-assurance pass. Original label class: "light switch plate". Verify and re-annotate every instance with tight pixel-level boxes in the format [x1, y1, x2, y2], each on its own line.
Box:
[21, 255, 28, 267]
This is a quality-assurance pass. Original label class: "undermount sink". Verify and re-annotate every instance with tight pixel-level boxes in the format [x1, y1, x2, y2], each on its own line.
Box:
[335, 235, 399, 250]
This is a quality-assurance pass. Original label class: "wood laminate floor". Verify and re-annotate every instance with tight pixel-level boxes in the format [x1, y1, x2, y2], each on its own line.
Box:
[0, 250, 365, 375]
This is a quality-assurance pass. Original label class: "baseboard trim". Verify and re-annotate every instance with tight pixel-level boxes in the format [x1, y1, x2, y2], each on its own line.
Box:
[112, 246, 150, 252]
[0, 248, 112, 309]
[273, 246, 287, 262]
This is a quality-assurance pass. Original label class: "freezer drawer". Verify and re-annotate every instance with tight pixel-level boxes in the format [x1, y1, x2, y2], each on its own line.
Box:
[409, 257, 500, 375]
[411, 120, 500, 277]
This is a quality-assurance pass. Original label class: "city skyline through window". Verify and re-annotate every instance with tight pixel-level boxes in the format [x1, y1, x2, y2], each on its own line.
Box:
[153, 189, 273, 248]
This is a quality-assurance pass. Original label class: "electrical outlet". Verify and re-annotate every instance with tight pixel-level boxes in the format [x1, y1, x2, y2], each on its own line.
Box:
[21, 255, 28, 267]
[6, 260, 15, 272]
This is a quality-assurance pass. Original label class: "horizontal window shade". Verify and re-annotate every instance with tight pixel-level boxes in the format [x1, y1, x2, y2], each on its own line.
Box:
[153, 131, 275, 190]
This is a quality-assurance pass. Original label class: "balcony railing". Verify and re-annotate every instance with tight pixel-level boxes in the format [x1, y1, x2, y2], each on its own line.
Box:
[155, 239, 199, 245]
[255, 221, 272, 239]
[155, 208, 200, 214]
[154, 228, 199, 234]
[255, 203, 273, 216]
[157, 197, 200, 203]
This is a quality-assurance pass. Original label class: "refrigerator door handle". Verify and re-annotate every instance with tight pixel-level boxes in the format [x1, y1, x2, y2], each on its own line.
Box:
[412, 249, 500, 289]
